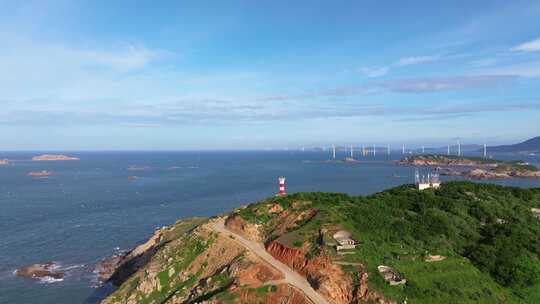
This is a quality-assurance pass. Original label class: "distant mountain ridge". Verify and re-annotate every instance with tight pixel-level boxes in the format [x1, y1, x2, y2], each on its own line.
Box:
[487, 136, 540, 153]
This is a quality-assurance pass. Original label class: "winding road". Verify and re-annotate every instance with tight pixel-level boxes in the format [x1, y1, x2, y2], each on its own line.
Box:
[210, 219, 330, 304]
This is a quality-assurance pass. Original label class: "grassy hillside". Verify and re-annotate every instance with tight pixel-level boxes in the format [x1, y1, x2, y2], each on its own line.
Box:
[237, 182, 540, 303]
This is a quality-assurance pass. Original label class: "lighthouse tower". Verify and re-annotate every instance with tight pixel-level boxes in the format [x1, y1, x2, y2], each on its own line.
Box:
[278, 177, 286, 196]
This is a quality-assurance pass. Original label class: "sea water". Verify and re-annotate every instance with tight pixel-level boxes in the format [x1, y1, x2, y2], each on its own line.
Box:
[1, 151, 539, 304]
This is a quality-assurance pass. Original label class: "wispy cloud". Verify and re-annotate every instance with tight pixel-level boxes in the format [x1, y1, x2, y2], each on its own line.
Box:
[396, 55, 440, 66]
[511, 37, 540, 52]
[360, 54, 442, 78]
[2, 97, 538, 126]
[382, 75, 516, 93]
[473, 61, 540, 77]
[322, 74, 516, 96]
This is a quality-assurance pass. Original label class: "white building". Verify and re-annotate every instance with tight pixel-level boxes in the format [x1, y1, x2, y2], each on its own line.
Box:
[333, 230, 356, 251]
[415, 169, 441, 190]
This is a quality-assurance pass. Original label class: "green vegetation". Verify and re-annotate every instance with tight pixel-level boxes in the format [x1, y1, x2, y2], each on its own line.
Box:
[237, 182, 540, 303]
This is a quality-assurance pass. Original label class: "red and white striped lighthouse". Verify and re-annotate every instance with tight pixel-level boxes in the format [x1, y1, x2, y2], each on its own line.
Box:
[278, 176, 286, 196]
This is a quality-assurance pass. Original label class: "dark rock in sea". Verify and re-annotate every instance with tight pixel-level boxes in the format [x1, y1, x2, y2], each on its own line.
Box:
[15, 262, 64, 280]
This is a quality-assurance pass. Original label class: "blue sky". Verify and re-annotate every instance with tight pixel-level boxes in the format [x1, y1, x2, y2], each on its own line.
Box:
[1, 0, 540, 150]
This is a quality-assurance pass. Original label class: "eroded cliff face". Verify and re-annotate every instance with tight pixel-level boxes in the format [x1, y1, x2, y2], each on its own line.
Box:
[225, 214, 264, 243]
[102, 198, 396, 304]
[101, 218, 311, 304]
[224, 200, 394, 304]
[265, 241, 393, 304]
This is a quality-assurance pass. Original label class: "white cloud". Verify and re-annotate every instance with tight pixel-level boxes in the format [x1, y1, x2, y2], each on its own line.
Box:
[396, 55, 439, 66]
[511, 37, 540, 52]
[360, 54, 440, 78]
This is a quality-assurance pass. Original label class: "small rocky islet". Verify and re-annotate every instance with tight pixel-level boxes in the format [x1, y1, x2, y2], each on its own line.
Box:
[31, 154, 80, 161]
[15, 262, 64, 281]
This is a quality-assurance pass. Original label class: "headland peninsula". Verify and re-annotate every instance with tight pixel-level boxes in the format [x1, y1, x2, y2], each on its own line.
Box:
[92, 182, 540, 304]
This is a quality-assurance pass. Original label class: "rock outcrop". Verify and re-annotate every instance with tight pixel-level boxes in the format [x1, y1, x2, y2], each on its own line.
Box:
[15, 262, 64, 281]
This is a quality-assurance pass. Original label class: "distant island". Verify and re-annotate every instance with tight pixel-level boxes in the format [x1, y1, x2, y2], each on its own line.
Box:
[96, 182, 540, 304]
[485, 136, 540, 154]
[0, 159, 9, 165]
[398, 154, 540, 179]
[32, 154, 79, 161]
[28, 170, 53, 178]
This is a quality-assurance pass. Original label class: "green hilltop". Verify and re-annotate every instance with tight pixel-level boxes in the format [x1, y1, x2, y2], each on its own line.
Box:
[237, 182, 540, 303]
[103, 182, 540, 304]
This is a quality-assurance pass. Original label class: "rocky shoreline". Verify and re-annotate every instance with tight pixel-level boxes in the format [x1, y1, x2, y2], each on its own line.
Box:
[398, 155, 540, 179]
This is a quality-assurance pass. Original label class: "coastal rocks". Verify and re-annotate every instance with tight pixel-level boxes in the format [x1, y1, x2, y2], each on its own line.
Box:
[397, 155, 496, 167]
[15, 262, 64, 282]
[94, 252, 129, 283]
[96, 228, 164, 285]
[399, 154, 540, 180]
[514, 170, 540, 178]
[28, 170, 53, 178]
[0, 159, 9, 165]
[32, 154, 79, 161]
[463, 168, 510, 179]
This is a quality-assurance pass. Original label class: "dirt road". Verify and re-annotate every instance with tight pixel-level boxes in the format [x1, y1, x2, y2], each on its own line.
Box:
[210, 219, 330, 304]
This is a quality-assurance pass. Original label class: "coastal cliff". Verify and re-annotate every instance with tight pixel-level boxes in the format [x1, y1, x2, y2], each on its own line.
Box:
[101, 182, 540, 304]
